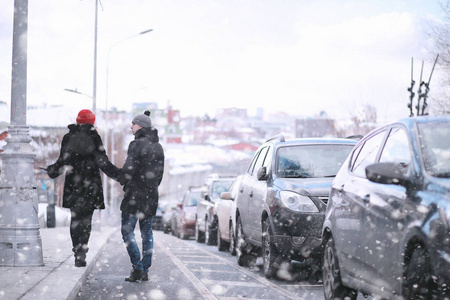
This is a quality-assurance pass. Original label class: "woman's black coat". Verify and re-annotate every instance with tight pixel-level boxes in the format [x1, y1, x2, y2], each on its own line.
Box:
[47, 124, 120, 211]
[119, 126, 165, 218]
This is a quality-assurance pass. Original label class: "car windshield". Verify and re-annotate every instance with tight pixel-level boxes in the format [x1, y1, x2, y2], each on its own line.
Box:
[276, 144, 354, 178]
[211, 180, 234, 201]
[186, 191, 201, 206]
[418, 121, 450, 177]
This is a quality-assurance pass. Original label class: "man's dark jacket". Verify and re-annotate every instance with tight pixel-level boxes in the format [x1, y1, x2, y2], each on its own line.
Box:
[46, 124, 120, 211]
[119, 126, 165, 218]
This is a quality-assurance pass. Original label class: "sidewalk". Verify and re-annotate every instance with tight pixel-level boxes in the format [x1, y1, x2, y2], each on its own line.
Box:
[0, 223, 117, 300]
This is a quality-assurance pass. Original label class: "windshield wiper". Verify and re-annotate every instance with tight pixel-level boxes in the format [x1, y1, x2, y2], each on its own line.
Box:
[283, 174, 311, 178]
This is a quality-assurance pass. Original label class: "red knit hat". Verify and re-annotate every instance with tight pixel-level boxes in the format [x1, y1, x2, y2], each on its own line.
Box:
[76, 109, 95, 125]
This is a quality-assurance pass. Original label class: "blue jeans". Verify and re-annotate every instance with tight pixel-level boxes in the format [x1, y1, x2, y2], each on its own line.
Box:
[121, 212, 153, 273]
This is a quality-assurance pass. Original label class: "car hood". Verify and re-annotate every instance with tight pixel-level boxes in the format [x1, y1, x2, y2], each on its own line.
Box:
[273, 177, 333, 197]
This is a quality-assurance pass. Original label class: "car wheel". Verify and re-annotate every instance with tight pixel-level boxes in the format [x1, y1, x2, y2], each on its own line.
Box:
[403, 245, 437, 299]
[217, 225, 229, 252]
[236, 216, 257, 267]
[205, 218, 217, 246]
[322, 236, 357, 300]
[229, 223, 236, 256]
[262, 219, 287, 279]
[195, 220, 205, 243]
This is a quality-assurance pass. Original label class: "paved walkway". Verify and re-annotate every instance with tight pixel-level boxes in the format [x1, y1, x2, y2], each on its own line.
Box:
[0, 223, 118, 300]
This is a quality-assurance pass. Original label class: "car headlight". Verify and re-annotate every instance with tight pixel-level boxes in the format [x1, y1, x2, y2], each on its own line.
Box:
[280, 191, 319, 212]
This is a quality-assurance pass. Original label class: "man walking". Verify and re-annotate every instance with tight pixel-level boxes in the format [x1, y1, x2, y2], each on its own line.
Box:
[119, 110, 165, 282]
[46, 109, 120, 267]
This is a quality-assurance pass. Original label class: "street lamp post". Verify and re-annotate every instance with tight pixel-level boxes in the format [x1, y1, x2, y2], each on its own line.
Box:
[0, 0, 43, 267]
[104, 29, 153, 210]
[92, 0, 99, 115]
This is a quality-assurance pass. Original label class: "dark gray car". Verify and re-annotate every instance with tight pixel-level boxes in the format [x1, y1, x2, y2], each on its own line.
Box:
[322, 116, 450, 300]
[234, 135, 357, 279]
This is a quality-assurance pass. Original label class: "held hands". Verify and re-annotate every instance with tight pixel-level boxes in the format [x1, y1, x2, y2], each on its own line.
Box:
[44, 165, 60, 179]
[119, 173, 132, 186]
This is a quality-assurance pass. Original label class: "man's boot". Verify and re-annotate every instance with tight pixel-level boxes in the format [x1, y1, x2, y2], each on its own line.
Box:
[125, 268, 145, 282]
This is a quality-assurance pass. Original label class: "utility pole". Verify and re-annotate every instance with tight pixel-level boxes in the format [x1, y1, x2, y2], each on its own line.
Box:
[92, 0, 98, 115]
[0, 0, 43, 266]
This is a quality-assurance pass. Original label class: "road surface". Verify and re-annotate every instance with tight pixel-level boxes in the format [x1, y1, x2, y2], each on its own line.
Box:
[76, 229, 330, 300]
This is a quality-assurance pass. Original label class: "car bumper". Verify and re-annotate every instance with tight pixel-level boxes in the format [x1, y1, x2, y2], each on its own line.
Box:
[273, 234, 322, 260]
[180, 219, 196, 236]
[272, 208, 324, 259]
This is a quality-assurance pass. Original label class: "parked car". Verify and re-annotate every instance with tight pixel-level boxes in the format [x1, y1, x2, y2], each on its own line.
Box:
[161, 201, 177, 234]
[235, 135, 357, 279]
[195, 174, 235, 245]
[322, 116, 450, 300]
[152, 205, 163, 231]
[216, 175, 244, 254]
[174, 186, 202, 240]
[170, 201, 180, 237]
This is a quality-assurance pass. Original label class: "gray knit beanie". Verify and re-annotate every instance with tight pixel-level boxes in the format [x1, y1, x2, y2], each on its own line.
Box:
[132, 110, 152, 128]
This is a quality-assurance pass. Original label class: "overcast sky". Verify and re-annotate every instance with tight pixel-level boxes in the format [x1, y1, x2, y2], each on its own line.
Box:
[0, 0, 445, 124]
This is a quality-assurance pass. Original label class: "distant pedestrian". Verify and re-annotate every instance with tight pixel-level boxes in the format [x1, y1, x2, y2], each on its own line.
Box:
[46, 109, 120, 267]
[119, 110, 165, 282]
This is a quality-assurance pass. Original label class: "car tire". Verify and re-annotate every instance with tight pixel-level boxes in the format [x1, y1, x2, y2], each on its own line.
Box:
[322, 236, 357, 300]
[262, 219, 287, 279]
[217, 225, 229, 252]
[195, 220, 205, 243]
[236, 216, 257, 267]
[205, 218, 217, 246]
[229, 223, 236, 256]
[403, 245, 437, 299]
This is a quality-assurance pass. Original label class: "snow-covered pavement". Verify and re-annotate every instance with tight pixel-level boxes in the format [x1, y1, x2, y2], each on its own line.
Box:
[0, 225, 117, 300]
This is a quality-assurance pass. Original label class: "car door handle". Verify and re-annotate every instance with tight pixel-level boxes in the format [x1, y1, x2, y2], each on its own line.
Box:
[362, 194, 370, 205]
[249, 191, 253, 198]
[240, 188, 244, 193]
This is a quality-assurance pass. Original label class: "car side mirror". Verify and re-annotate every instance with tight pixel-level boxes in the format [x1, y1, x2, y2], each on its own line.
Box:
[366, 162, 410, 187]
[177, 203, 182, 209]
[204, 194, 211, 201]
[221, 191, 233, 200]
[257, 166, 268, 181]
